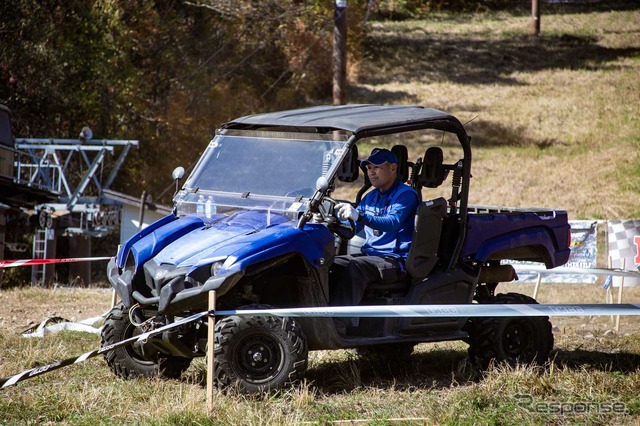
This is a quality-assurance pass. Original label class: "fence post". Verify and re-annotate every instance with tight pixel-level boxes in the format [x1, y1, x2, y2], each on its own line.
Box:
[206, 291, 216, 416]
[110, 288, 118, 310]
[615, 259, 626, 332]
[533, 272, 542, 300]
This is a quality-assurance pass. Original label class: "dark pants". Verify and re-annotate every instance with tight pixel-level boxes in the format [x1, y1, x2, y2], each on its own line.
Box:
[329, 254, 405, 306]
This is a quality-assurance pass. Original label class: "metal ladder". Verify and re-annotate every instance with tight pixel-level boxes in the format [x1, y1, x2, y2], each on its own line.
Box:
[31, 228, 47, 285]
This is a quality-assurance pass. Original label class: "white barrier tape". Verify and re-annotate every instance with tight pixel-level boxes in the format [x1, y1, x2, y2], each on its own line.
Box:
[0, 256, 111, 268]
[511, 264, 640, 278]
[21, 313, 107, 338]
[0, 310, 210, 388]
[216, 303, 640, 318]
[5, 302, 640, 388]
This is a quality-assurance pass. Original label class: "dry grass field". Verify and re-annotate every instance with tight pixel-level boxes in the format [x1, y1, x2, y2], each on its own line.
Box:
[1, 3, 639, 425]
[353, 4, 640, 219]
[2, 283, 640, 425]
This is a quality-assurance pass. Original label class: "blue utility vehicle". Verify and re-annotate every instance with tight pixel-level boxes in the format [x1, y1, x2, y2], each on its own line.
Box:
[102, 105, 571, 392]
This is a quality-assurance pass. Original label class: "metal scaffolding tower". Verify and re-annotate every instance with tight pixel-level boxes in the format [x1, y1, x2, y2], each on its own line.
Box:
[14, 135, 139, 212]
[12, 133, 139, 284]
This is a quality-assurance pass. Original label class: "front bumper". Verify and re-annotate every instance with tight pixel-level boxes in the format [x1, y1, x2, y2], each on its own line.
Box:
[107, 256, 244, 314]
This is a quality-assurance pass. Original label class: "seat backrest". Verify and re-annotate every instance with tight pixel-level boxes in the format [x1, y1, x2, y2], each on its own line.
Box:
[406, 197, 448, 279]
[419, 147, 448, 188]
[391, 144, 409, 183]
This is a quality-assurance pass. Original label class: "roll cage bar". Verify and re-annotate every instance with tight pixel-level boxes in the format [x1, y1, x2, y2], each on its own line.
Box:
[221, 105, 472, 271]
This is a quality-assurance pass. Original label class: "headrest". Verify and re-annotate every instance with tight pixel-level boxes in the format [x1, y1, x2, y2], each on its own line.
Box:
[420, 147, 448, 188]
[391, 144, 409, 183]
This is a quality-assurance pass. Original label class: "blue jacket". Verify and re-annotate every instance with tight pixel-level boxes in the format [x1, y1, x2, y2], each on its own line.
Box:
[356, 180, 419, 258]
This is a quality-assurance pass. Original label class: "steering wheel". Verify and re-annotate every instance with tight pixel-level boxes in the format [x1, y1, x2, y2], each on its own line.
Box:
[322, 196, 356, 240]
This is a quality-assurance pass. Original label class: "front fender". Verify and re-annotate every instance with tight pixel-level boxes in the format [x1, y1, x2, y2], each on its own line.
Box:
[222, 223, 335, 274]
[118, 214, 206, 270]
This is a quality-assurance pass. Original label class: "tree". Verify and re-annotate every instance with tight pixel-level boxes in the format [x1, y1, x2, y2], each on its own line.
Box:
[0, 0, 367, 203]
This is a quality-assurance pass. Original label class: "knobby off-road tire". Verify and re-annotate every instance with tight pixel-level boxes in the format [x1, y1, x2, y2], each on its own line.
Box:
[214, 306, 308, 393]
[101, 302, 192, 379]
[465, 292, 554, 371]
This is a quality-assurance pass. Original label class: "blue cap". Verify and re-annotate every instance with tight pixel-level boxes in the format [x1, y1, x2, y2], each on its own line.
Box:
[361, 148, 398, 166]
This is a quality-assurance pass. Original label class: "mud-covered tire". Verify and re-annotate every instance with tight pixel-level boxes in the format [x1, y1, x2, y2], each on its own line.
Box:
[101, 302, 192, 379]
[466, 292, 553, 370]
[214, 306, 308, 393]
[357, 343, 414, 362]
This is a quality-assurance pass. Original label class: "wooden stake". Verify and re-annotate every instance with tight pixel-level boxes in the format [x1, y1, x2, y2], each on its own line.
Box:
[533, 272, 542, 300]
[615, 259, 626, 332]
[110, 288, 118, 309]
[206, 291, 216, 416]
[607, 256, 614, 322]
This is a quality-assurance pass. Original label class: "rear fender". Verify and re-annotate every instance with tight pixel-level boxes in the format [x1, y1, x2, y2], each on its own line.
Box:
[471, 226, 567, 268]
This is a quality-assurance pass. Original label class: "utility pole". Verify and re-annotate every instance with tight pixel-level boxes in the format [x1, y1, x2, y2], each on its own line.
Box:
[532, 0, 541, 36]
[333, 0, 347, 105]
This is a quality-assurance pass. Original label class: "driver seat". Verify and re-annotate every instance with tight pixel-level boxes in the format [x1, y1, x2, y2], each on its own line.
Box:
[405, 197, 448, 279]
[364, 197, 447, 295]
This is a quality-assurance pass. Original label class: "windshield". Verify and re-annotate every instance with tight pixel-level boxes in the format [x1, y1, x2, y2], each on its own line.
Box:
[174, 130, 348, 219]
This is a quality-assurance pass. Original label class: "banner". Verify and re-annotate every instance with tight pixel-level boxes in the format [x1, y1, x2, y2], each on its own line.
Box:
[608, 219, 640, 286]
[510, 220, 599, 283]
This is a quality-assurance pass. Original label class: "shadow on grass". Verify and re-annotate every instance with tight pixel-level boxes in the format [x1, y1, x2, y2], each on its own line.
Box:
[539, 1, 640, 15]
[305, 349, 472, 393]
[464, 119, 561, 148]
[302, 346, 640, 394]
[370, 0, 640, 20]
[361, 31, 640, 87]
[552, 348, 640, 372]
[182, 346, 640, 396]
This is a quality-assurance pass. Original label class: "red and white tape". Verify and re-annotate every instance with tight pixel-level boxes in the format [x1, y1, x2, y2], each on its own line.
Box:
[0, 257, 111, 268]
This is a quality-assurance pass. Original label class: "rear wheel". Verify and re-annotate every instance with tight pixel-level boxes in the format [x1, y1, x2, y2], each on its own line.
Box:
[101, 302, 192, 379]
[214, 306, 308, 393]
[466, 292, 553, 370]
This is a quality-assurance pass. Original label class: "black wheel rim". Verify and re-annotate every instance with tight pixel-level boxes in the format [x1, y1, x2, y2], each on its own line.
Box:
[503, 320, 536, 361]
[233, 332, 284, 384]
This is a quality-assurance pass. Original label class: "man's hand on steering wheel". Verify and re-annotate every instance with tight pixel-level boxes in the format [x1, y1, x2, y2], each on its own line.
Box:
[317, 197, 356, 239]
[335, 203, 359, 222]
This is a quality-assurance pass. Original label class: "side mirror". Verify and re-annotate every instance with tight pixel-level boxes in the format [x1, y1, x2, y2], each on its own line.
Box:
[172, 166, 185, 181]
[172, 166, 185, 195]
[337, 145, 359, 182]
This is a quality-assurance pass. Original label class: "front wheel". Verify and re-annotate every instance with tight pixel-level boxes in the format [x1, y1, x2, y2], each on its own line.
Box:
[101, 302, 192, 379]
[465, 292, 554, 370]
[214, 308, 308, 393]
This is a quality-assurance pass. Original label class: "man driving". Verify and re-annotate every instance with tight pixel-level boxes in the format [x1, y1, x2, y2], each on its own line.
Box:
[331, 148, 420, 309]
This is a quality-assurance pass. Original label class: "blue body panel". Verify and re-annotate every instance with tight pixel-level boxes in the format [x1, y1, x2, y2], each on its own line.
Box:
[117, 213, 179, 268]
[121, 210, 334, 275]
[123, 214, 206, 269]
[461, 211, 571, 268]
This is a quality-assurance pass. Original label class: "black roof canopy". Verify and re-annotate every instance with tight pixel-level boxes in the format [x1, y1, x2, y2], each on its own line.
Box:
[222, 104, 469, 140]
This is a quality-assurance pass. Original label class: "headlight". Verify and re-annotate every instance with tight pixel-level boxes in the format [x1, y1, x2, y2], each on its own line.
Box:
[211, 261, 224, 276]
